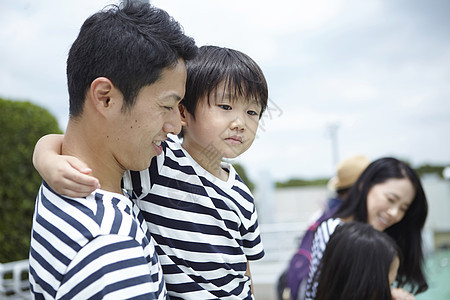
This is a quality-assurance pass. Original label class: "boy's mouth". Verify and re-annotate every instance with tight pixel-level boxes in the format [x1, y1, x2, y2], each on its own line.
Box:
[225, 135, 243, 144]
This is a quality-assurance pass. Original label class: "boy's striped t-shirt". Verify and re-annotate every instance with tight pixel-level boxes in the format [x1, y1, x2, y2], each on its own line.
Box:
[124, 138, 265, 299]
[29, 181, 167, 299]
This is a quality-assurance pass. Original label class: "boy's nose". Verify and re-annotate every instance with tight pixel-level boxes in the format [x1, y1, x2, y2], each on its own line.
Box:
[230, 114, 245, 131]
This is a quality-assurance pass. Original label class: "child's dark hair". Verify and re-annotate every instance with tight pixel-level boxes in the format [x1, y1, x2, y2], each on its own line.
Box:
[182, 45, 268, 120]
[67, 1, 197, 117]
[315, 222, 401, 300]
[335, 157, 428, 294]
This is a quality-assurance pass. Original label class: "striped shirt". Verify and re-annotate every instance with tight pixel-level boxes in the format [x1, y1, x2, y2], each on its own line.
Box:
[29, 181, 167, 299]
[123, 138, 264, 299]
[304, 218, 342, 300]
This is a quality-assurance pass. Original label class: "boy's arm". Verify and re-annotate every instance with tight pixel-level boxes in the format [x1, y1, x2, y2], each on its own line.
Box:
[33, 134, 99, 197]
[245, 261, 254, 294]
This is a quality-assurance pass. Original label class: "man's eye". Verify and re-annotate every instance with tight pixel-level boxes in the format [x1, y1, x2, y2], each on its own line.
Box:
[164, 106, 173, 111]
[219, 105, 232, 110]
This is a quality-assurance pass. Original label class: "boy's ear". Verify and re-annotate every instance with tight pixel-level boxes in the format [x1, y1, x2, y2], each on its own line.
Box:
[88, 77, 118, 117]
[179, 103, 188, 126]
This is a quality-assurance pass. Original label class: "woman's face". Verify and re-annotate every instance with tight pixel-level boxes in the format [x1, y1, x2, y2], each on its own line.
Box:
[366, 178, 415, 231]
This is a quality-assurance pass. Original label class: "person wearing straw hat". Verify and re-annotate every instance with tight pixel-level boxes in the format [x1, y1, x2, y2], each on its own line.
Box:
[326, 154, 371, 212]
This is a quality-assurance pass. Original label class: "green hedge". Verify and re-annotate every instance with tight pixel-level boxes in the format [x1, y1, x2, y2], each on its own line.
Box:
[0, 98, 62, 262]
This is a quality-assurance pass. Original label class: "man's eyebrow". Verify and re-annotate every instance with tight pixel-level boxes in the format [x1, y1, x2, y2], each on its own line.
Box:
[163, 93, 182, 101]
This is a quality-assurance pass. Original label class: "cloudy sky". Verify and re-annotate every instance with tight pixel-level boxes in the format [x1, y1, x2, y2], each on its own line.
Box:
[1, 0, 449, 183]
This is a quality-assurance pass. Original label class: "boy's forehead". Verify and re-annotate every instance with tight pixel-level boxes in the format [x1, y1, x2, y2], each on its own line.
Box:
[210, 83, 261, 104]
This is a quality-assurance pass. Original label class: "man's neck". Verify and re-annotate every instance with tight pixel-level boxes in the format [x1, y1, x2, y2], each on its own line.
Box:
[62, 119, 125, 195]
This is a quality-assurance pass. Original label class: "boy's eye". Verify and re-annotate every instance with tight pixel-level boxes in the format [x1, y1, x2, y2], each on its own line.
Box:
[219, 104, 232, 110]
[247, 110, 258, 116]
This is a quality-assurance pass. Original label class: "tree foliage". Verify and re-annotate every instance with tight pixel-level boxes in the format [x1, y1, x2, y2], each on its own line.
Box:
[233, 163, 255, 192]
[0, 98, 62, 262]
[415, 164, 446, 179]
[276, 178, 329, 188]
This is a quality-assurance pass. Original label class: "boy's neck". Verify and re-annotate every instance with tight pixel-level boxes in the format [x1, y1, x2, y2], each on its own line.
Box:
[181, 140, 229, 181]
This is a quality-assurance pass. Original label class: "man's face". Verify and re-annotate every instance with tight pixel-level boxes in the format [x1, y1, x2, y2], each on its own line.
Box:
[110, 59, 186, 171]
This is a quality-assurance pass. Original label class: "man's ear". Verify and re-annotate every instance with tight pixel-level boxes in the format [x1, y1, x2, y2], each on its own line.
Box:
[88, 77, 116, 117]
[179, 103, 189, 126]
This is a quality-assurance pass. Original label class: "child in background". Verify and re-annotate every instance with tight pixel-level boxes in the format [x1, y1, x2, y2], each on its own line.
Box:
[33, 45, 268, 299]
[314, 222, 401, 300]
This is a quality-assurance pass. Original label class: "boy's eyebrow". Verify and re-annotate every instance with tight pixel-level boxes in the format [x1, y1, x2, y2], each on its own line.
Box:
[220, 93, 261, 104]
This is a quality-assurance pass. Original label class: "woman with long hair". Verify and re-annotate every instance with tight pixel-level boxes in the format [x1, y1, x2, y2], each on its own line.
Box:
[305, 157, 428, 299]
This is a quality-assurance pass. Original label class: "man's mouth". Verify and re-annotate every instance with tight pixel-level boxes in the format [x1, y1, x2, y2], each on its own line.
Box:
[153, 140, 163, 155]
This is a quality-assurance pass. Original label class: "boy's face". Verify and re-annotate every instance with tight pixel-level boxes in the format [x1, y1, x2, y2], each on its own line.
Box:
[110, 59, 186, 171]
[182, 81, 261, 160]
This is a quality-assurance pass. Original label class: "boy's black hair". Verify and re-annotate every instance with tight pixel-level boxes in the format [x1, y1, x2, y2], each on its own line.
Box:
[67, 1, 198, 117]
[315, 222, 401, 300]
[335, 157, 429, 294]
[182, 45, 268, 120]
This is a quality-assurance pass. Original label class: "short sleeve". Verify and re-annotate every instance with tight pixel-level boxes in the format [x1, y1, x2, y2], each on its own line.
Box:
[57, 234, 166, 299]
[241, 204, 265, 261]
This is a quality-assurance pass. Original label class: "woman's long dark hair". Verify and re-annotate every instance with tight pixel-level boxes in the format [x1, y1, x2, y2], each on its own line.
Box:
[335, 157, 428, 293]
[315, 222, 401, 300]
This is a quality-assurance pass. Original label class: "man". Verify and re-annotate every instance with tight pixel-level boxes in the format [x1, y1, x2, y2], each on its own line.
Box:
[28, 2, 197, 298]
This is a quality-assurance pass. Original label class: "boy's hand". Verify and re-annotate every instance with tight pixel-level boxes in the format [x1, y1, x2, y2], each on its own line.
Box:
[48, 155, 99, 198]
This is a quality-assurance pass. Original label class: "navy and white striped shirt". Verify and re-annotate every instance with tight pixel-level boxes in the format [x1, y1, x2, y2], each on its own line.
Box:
[123, 138, 264, 299]
[29, 181, 167, 299]
[304, 218, 341, 300]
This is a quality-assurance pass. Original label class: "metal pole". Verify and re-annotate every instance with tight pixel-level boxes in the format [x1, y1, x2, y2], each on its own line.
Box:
[327, 123, 340, 170]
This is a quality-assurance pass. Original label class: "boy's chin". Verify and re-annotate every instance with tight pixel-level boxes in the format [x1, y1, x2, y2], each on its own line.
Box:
[222, 153, 241, 160]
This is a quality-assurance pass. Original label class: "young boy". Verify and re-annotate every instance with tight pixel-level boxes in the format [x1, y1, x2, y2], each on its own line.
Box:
[34, 45, 268, 299]
[29, 2, 197, 299]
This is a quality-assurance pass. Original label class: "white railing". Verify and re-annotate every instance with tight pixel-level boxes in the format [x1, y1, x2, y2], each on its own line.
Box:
[0, 260, 31, 300]
[251, 222, 307, 285]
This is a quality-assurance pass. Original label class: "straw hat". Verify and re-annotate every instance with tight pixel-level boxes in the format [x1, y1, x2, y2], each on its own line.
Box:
[328, 155, 370, 191]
